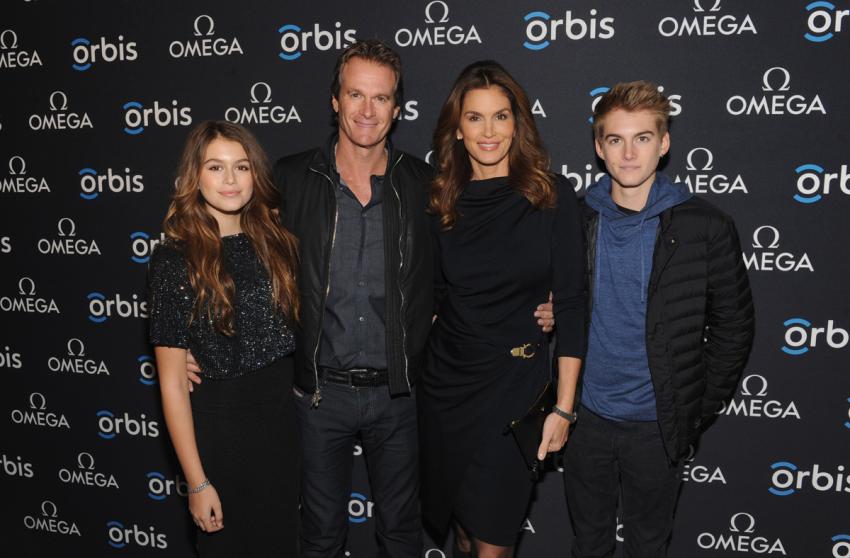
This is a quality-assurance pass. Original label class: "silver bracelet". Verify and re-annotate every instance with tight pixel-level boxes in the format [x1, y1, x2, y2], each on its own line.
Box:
[189, 478, 211, 494]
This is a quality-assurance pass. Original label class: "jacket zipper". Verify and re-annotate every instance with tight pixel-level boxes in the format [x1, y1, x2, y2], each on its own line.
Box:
[308, 166, 338, 407]
[388, 154, 411, 391]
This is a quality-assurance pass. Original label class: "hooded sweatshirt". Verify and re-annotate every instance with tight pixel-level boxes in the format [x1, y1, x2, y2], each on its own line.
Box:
[581, 173, 692, 421]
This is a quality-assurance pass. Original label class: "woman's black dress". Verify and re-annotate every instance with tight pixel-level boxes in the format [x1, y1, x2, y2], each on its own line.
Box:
[148, 233, 298, 557]
[419, 176, 584, 546]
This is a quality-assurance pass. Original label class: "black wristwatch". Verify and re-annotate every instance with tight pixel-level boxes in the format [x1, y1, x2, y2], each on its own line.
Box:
[552, 405, 577, 424]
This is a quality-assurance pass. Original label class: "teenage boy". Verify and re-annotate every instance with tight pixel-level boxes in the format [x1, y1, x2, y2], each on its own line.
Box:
[563, 81, 754, 558]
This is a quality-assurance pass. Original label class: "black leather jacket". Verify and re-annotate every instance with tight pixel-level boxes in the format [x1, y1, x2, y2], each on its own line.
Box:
[273, 137, 433, 402]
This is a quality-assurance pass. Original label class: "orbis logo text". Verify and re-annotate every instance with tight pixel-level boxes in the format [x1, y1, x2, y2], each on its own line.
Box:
[769, 461, 850, 496]
[794, 163, 849, 203]
[782, 318, 848, 355]
[96, 410, 159, 439]
[71, 35, 137, 71]
[79, 167, 144, 200]
[834, 534, 850, 558]
[146, 471, 187, 500]
[278, 21, 357, 61]
[349, 492, 374, 523]
[589, 85, 682, 123]
[123, 100, 192, 135]
[138, 355, 158, 385]
[130, 231, 166, 264]
[87, 292, 148, 322]
[805, 1, 848, 42]
[107, 521, 168, 549]
[523, 9, 614, 50]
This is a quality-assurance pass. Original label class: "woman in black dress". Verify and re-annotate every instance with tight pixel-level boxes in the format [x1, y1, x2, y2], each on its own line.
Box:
[148, 121, 299, 557]
[419, 62, 585, 557]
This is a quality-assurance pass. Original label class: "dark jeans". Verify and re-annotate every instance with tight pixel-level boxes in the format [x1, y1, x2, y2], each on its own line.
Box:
[294, 380, 421, 558]
[563, 408, 682, 558]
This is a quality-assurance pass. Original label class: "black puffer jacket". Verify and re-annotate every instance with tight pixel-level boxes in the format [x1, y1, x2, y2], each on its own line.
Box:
[581, 195, 754, 461]
[273, 137, 433, 402]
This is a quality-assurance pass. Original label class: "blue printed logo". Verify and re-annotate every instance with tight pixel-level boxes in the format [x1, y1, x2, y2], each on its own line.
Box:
[805, 1, 848, 42]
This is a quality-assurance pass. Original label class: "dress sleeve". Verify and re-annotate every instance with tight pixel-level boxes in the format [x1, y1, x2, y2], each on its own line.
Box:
[551, 176, 586, 358]
[147, 243, 193, 348]
[431, 214, 447, 316]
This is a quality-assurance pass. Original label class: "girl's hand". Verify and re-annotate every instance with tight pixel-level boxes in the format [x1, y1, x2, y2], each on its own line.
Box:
[189, 485, 224, 532]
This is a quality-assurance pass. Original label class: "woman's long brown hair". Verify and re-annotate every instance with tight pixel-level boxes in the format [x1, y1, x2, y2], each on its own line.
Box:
[430, 60, 556, 229]
[163, 121, 299, 335]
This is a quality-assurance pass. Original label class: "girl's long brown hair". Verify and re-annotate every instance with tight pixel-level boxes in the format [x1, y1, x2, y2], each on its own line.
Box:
[163, 121, 299, 335]
[430, 60, 556, 229]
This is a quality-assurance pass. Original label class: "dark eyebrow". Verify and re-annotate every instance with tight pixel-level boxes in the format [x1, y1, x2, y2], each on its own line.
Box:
[203, 158, 250, 164]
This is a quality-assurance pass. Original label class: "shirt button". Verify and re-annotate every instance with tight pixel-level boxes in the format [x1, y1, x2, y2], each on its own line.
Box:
[358, 316, 366, 322]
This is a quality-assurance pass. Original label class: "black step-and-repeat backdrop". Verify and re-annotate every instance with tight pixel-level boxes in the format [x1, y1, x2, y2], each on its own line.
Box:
[2, 1, 848, 556]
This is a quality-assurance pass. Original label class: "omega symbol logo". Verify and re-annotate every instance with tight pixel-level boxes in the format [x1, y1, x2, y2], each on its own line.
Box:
[740, 374, 769, 397]
[77, 451, 96, 470]
[729, 512, 756, 533]
[250, 82, 273, 104]
[57, 218, 77, 237]
[751, 226, 780, 249]
[425, 1, 450, 23]
[0, 29, 18, 49]
[8, 155, 26, 175]
[18, 277, 36, 296]
[193, 15, 215, 37]
[67, 338, 85, 357]
[762, 67, 792, 92]
[49, 91, 69, 111]
[29, 392, 47, 410]
[41, 500, 59, 518]
[685, 147, 714, 171]
[693, 0, 722, 12]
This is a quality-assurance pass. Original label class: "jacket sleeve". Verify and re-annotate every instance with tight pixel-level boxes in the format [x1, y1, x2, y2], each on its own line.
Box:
[701, 215, 754, 419]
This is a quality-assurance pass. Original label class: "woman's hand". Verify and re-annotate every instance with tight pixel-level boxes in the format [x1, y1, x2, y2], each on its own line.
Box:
[189, 485, 224, 532]
[537, 412, 570, 460]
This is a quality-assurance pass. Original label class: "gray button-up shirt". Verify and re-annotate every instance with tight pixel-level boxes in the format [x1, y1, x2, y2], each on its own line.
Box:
[318, 162, 387, 370]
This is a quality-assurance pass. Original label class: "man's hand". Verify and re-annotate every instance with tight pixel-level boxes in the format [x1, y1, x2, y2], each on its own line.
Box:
[535, 292, 555, 333]
[186, 350, 202, 392]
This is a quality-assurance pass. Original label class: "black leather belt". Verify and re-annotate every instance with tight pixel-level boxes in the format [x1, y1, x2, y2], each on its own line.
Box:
[318, 367, 389, 387]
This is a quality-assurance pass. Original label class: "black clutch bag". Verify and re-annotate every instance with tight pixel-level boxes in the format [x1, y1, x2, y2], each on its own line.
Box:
[504, 380, 556, 481]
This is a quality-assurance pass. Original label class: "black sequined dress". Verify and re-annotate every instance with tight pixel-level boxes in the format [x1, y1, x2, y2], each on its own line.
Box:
[148, 234, 297, 557]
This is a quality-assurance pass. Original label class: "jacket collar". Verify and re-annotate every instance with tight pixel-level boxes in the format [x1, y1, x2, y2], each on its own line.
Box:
[309, 134, 400, 177]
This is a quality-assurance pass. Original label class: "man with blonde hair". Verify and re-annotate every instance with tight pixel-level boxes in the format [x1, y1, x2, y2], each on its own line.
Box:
[563, 81, 754, 557]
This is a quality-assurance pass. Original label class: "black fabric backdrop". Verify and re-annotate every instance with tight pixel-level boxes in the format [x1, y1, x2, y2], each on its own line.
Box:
[2, 1, 849, 556]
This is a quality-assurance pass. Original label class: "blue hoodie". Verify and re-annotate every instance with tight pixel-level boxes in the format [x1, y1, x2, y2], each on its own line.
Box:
[582, 173, 692, 421]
